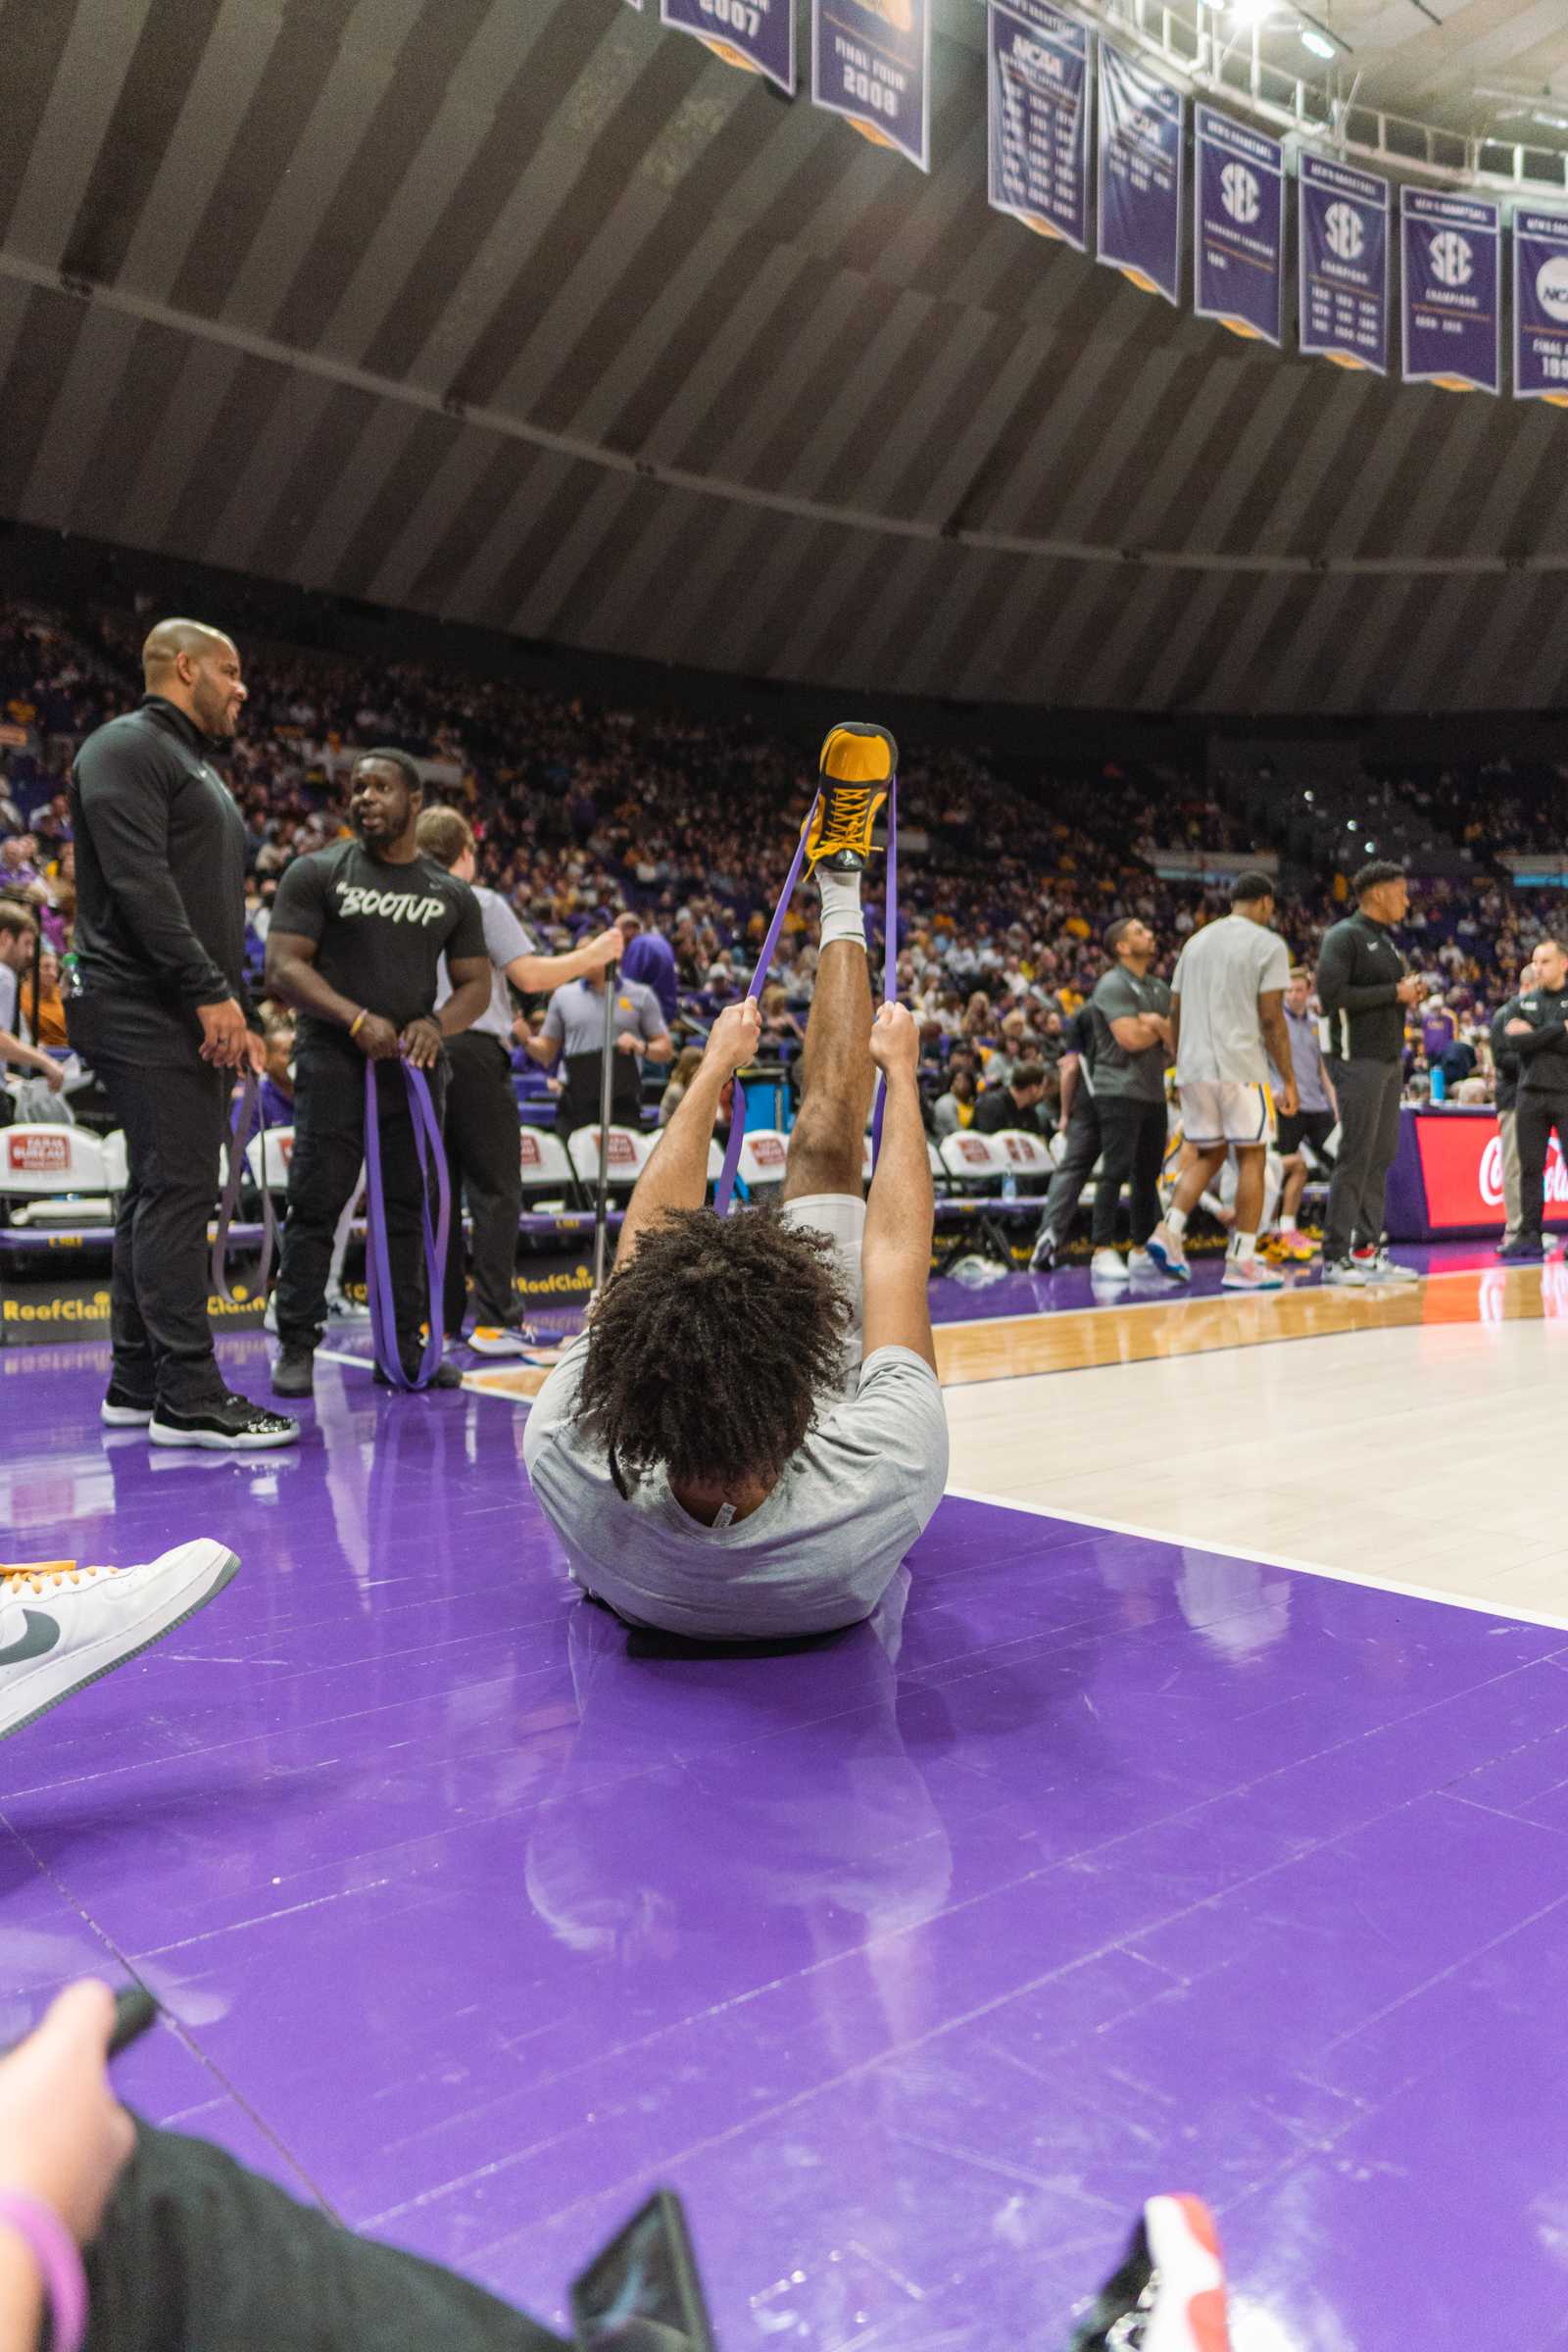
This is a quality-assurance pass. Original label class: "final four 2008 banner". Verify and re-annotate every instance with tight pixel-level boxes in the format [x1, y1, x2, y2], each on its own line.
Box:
[812, 0, 930, 172]
[660, 0, 794, 91]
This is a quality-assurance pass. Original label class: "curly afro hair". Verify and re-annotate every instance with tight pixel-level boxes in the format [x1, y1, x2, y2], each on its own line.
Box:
[576, 1205, 853, 1494]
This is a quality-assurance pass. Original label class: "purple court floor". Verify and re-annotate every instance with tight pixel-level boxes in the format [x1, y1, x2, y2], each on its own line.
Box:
[5, 1331, 1568, 2348]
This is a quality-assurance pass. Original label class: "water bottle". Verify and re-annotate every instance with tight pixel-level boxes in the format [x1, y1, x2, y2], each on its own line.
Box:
[1002, 1170, 1017, 1201]
[1430, 1064, 1446, 1104]
[62, 950, 82, 1000]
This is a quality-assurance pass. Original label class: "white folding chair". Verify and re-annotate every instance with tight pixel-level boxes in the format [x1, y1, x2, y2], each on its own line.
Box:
[0, 1124, 121, 1227]
[567, 1124, 653, 1196]
[518, 1126, 579, 1209]
[244, 1126, 295, 1196]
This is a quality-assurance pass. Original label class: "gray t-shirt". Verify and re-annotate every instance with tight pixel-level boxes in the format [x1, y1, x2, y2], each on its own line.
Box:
[1090, 966, 1171, 1102]
[436, 881, 536, 1044]
[522, 1336, 950, 1640]
[1171, 914, 1290, 1088]
[543, 975, 666, 1059]
[0, 960, 17, 1041]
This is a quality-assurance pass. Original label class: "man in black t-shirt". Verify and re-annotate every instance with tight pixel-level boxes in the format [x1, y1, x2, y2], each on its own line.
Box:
[264, 751, 489, 1395]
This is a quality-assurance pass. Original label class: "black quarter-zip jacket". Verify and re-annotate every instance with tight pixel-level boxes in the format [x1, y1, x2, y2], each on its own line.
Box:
[70, 695, 252, 1020]
[1315, 908, 1408, 1063]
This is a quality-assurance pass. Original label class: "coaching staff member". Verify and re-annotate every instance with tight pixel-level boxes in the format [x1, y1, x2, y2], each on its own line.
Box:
[265, 753, 490, 1396]
[68, 619, 297, 1451]
[1502, 938, 1568, 1262]
[415, 806, 621, 1356]
[1491, 947, 1540, 1256]
[1316, 859, 1425, 1288]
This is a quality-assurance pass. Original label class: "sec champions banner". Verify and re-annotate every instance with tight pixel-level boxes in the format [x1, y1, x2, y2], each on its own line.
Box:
[812, 0, 930, 172]
[661, 0, 793, 91]
[987, 0, 1090, 252]
[1097, 41, 1183, 307]
[1194, 106, 1283, 345]
[1401, 186, 1501, 395]
[1515, 208, 1568, 409]
[1298, 153, 1389, 374]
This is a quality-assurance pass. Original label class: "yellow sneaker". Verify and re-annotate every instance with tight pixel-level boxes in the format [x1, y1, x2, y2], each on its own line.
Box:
[1269, 1231, 1319, 1263]
[803, 722, 897, 873]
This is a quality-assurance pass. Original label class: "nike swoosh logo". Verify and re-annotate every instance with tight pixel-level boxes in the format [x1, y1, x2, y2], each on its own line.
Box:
[0, 1610, 61, 1665]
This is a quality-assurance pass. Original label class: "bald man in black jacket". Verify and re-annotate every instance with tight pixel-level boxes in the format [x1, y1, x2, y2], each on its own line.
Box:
[68, 620, 297, 1452]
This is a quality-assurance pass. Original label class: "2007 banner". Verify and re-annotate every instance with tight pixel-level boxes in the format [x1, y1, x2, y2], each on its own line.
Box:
[812, 0, 930, 172]
[662, 0, 794, 92]
[987, 0, 1090, 253]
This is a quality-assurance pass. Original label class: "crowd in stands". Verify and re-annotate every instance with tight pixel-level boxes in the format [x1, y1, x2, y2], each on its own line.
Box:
[4, 591, 1568, 1142]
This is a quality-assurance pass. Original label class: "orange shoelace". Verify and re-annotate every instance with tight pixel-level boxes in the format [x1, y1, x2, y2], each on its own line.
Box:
[0, 1562, 119, 1595]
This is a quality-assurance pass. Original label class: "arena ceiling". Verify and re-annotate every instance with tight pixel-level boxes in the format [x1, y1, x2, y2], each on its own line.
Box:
[4, 0, 1568, 717]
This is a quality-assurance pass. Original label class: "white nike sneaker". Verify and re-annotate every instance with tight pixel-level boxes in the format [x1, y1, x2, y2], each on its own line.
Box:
[1363, 1249, 1423, 1285]
[0, 1543, 240, 1740]
[466, 1325, 544, 1359]
[1091, 1249, 1130, 1286]
[1220, 1254, 1285, 1292]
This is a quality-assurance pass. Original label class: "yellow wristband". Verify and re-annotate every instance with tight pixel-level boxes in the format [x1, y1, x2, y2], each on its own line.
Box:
[349, 1009, 367, 1039]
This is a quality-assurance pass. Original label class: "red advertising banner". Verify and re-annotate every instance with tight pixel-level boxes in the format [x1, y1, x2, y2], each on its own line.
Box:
[1414, 1111, 1568, 1233]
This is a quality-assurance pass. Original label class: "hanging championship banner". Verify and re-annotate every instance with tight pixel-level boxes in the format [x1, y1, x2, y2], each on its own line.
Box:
[1298, 154, 1389, 373]
[661, 0, 794, 92]
[1514, 207, 1568, 409]
[811, 0, 930, 172]
[1097, 41, 1183, 306]
[987, 0, 1090, 253]
[1400, 186, 1501, 395]
[1193, 107, 1284, 345]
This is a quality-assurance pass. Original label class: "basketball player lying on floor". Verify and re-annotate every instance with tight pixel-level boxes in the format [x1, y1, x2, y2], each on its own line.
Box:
[523, 728, 950, 1642]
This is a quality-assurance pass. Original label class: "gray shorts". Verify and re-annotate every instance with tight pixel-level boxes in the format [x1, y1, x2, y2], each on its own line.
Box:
[782, 1191, 865, 1400]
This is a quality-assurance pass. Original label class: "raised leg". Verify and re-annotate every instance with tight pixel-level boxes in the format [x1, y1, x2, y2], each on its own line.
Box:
[782, 937, 876, 1203]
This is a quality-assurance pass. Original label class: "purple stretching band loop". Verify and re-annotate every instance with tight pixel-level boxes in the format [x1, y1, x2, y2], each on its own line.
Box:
[0, 2191, 87, 2352]
[213, 1069, 278, 1303]
[363, 1057, 451, 1391]
[712, 774, 898, 1219]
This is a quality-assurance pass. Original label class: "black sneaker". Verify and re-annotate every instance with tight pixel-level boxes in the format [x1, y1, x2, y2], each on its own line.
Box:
[803, 722, 897, 874]
[373, 1358, 464, 1391]
[148, 1394, 300, 1451]
[1496, 1239, 1544, 1261]
[270, 1344, 317, 1397]
[100, 1385, 155, 1428]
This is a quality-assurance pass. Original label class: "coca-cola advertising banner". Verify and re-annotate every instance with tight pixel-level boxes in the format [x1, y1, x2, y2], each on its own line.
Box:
[1394, 1109, 1568, 1237]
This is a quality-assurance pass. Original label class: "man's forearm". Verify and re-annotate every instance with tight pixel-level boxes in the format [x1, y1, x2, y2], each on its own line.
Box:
[1260, 1009, 1294, 1094]
[864, 1070, 934, 1265]
[436, 978, 491, 1038]
[0, 1030, 55, 1078]
[514, 947, 602, 993]
[265, 948, 361, 1033]
[523, 1034, 560, 1066]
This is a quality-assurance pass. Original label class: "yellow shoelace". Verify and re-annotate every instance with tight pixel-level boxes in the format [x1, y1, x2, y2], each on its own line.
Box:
[813, 786, 878, 846]
[0, 1562, 118, 1594]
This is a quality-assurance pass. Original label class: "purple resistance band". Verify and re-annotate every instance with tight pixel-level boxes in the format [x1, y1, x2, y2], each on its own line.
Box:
[0, 2191, 87, 2352]
[212, 1069, 279, 1304]
[712, 775, 899, 1219]
[362, 1058, 451, 1390]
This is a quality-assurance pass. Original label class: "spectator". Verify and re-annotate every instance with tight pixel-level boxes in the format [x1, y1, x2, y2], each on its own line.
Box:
[930, 1066, 977, 1137]
[972, 1059, 1052, 1138]
[0, 902, 66, 1113]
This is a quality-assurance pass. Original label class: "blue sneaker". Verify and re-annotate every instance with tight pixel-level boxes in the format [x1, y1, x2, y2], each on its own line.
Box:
[1146, 1222, 1191, 1283]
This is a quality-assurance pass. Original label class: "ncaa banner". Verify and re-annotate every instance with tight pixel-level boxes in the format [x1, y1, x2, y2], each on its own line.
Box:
[1298, 153, 1389, 374]
[1097, 41, 1183, 307]
[1194, 106, 1284, 345]
[812, 0, 930, 172]
[661, 0, 794, 92]
[1515, 208, 1568, 408]
[987, 0, 1090, 253]
[1401, 186, 1501, 395]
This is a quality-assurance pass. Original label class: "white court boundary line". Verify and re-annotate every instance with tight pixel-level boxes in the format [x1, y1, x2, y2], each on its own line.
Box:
[930, 1256, 1503, 1339]
[944, 1484, 1568, 1636]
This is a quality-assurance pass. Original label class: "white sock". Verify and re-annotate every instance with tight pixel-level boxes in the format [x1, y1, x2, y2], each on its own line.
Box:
[1281, 1213, 1298, 1233]
[1166, 1206, 1188, 1238]
[816, 868, 866, 952]
[1236, 1233, 1257, 1264]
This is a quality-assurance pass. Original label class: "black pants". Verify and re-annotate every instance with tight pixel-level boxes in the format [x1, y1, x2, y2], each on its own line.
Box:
[1042, 1095, 1101, 1244]
[442, 1031, 523, 1336]
[66, 992, 228, 1413]
[1515, 1093, 1568, 1250]
[84, 2118, 557, 2352]
[276, 1045, 444, 1357]
[1324, 1056, 1402, 1259]
[1091, 1096, 1166, 1249]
